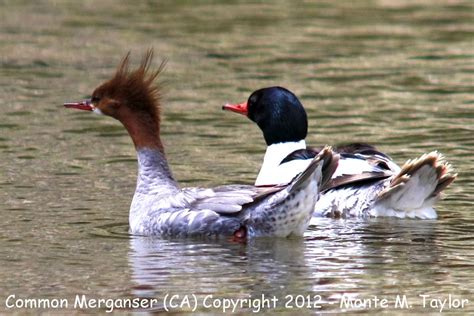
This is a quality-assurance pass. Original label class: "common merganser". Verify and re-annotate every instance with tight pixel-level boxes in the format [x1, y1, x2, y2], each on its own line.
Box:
[64, 52, 339, 238]
[223, 87, 456, 219]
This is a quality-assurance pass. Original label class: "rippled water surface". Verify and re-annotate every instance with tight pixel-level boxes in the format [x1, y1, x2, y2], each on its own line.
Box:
[1, 0, 473, 314]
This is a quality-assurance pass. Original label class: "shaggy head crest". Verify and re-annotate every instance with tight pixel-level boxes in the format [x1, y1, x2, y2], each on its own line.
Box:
[92, 49, 166, 120]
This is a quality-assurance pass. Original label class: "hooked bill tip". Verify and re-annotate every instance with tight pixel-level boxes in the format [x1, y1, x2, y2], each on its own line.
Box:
[63, 100, 94, 111]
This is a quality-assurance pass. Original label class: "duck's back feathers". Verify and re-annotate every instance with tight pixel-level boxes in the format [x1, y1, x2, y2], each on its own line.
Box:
[323, 171, 391, 192]
[278, 143, 383, 164]
[279, 146, 395, 192]
[313, 151, 457, 219]
[280, 148, 317, 164]
[187, 185, 283, 215]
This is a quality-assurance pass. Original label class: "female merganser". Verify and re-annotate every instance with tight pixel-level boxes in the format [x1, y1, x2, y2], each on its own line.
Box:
[223, 87, 456, 219]
[64, 52, 339, 238]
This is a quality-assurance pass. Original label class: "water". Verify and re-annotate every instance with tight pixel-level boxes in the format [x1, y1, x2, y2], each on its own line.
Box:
[1, 0, 473, 314]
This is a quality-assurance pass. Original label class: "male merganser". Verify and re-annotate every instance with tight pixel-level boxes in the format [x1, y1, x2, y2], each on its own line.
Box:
[64, 52, 339, 238]
[223, 87, 456, 219]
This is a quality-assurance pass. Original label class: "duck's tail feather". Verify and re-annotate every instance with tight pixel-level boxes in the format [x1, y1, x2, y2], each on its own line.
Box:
[374, 152, 456, 219]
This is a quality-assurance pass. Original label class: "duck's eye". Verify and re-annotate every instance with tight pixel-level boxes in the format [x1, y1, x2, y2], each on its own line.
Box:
[91, 96, 101, 103]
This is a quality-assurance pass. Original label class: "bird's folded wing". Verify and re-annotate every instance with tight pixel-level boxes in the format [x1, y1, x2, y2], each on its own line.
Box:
[184, 185, 284, 215]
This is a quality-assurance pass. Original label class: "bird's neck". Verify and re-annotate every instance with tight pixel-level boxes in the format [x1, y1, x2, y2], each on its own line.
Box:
[130, 148, 179, 233]
[135, 148, 179, 195]
[263, 140, 307, 164]
[255, 140, 306, 185]
[119, 108, 164, 151]
[121, 111, 178, 192]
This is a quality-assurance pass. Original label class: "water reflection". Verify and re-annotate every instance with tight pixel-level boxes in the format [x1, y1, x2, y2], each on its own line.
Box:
[127, 216, 469, 313]
[128, 236, 318, 312]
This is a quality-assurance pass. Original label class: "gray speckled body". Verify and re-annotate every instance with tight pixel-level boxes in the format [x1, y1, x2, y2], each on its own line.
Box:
[244, 166, 321, 237]
[129, 148, 323, 238]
